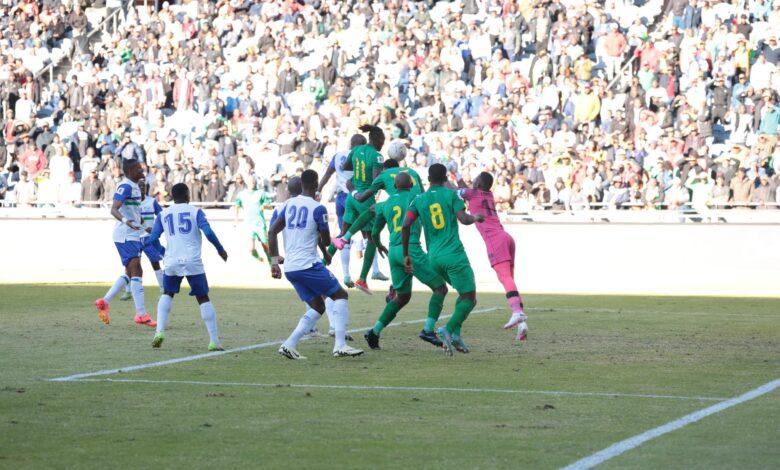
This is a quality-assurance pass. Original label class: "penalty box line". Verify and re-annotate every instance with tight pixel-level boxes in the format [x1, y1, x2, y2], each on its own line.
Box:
[64, 378, 728, 402]
[48, 307, 500, 382]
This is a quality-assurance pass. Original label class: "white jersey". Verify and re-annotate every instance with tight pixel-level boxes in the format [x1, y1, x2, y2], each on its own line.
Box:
[139, 197, 163, 235]
[330, 150, 354, 194]
[155, 203, 209, 276]
[279, 195, 329, 272]
[112, 178, 146, 243]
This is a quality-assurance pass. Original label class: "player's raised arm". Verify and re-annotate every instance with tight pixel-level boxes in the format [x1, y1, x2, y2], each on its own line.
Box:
[196, 209, 228, 261]
[268, 206, 285, 279]
[453, 189, 483, 224]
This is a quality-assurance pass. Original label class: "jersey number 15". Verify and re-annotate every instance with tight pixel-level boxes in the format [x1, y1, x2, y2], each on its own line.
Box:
[164, 213, 193, 235]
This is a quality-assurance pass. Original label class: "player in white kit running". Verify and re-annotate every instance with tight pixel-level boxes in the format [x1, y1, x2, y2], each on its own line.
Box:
[268, 169, 364, 359]
[145, 183, 228, 351]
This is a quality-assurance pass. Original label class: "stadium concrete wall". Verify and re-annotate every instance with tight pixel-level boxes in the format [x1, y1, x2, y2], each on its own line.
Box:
[0, 216, 778, 297]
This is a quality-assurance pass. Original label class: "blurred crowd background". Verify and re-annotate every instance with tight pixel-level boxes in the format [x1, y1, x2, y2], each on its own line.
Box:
[0, 0, 779, 211]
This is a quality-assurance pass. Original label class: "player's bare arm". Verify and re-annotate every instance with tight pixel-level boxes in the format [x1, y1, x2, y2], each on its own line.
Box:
[318, 228, 332, 265]
[401, 211, 415, 273]
[111, 199, 140, 230]
[457, 209, 484, 225]
[354, 187, 374, 203]
[267, 213, 286, 279]
[317, 165, 335, 193]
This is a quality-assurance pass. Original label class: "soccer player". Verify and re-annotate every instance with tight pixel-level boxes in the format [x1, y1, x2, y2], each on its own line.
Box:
[334, 124, 386, 295]
[364, 172, 448, 350]
[146, 183, 229, 351]
[268, 169, 363, 359]
[95, 159, 156, 327]
[402, 163, 484, 356]
[120, 179, 164, 300]
[317, 134, 366, 287]
[458, 172, 528, 340]
[234, 175, 273, 265]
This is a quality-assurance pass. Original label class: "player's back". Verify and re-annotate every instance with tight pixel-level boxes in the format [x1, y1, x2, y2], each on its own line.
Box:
[112, 178, 144, 242]
[159, 203, 207, 275]
[350, 144, 383, 192]
[460, 188, 504, 236]
[280, 195, 329, 272]
[382, 190, 420, 246]
[411, 186, 465, 257]
[374, 167, 424, 197]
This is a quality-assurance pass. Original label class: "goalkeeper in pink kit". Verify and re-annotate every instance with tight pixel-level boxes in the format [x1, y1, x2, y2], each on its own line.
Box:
[458, 172, 528, 340]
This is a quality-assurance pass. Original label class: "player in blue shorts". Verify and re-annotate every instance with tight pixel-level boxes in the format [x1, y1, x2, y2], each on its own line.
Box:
[145, 183, 228, 351]
[95, 159, 156, 327]
[268, 169, 364, 359]
[317, 134, 367, 287]
[120, 179, 165, 300]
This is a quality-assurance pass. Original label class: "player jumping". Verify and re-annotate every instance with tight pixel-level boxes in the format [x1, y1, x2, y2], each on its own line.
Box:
[146, 183, 229, 351]
[402, 163, 484, 356]
[458, 172, 528, 341]
[364, 172, 448, 350]
[95, 159, 156, 327]
[268, 169, 363, 359]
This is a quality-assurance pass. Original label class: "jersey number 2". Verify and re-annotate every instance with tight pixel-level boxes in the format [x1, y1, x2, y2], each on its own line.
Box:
[392, 205, 402, 232]
[164, 213, 192, 235]
[430, 203, 445, 229]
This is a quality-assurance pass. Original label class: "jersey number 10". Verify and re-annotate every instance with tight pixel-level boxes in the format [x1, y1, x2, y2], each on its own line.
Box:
[164, 213, 193, 235]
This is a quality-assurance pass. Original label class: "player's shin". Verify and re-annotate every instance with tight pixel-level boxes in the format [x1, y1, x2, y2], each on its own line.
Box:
[446, 297, 475, 334]
[130, 277, 146, 314]
[332, 299, 349, 349]
[104, 274, 130, 302]
[154, 269, 164, 293]
[156, 294, 172, 334]
[374, 300, 402, 335]
[199, 302, 219, 344]
[340, 246, 351, 278]
[283, 309, 320, 349]
[324, 297, 335, 331]
[358, 242, 377, 281]
[425, 292, 446, 333]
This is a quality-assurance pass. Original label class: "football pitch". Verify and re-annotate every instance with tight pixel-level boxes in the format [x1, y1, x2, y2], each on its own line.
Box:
[1, 285, 778, 469]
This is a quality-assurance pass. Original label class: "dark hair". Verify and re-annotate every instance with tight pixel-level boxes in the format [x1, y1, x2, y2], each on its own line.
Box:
[122, 158, 140, 175]
[171, 183, 189, 202]
[359, 124, 385, 144]
[301, 169, 318, 189]
[350, 133, 367, 148]
[479, 172, 494, 190]
[428, 163, 447, 183]
[383, 159, 399, 169]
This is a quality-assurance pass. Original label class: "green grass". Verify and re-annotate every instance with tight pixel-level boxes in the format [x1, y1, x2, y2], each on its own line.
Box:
[1, 285, 778, 469]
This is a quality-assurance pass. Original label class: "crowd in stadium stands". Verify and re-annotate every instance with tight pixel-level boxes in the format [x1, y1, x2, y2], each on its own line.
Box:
[0, 0, 779, 211]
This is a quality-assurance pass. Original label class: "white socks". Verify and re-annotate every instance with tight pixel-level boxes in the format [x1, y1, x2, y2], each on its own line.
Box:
[371, 254, 381, 275]
[199, 301, 219, 344]
[283, 309, 320, 349]
[156, 294, 172, 334]
[130, 277, 145, 314]
[340, 243, 351, 279]
[324, 297, 335, 331]
[332, 299, 349, 349]
[154, 269, 164, 293]
[105, 274, 129, 302]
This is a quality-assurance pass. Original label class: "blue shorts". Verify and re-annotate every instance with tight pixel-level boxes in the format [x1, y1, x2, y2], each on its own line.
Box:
[336, 192, 347, 228]
[285, 263, 341, 303]
[142, 241, 163, 263]
[115, 241, 143, 266]
[163, 273, 209, 297]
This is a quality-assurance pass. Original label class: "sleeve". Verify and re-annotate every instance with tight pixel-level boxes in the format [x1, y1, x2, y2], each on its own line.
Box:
[452, 191, 466, 212]
[196, 208, 208, 228]
[458, 188, 474, 201]
[202, 224, 225, 253]
[146, 215, 164, 245]
[313, 204, 328, 231]
[328, 155, 336, 170]
[235, 193, 243, 207]
[370, 173, 385, 192]
[113, 183, 131, 202]
[153, 200, 163, 215]
[269, 209, 278, 226]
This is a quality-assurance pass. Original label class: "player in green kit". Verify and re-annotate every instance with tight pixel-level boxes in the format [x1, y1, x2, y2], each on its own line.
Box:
[402, 163, 484, 356]
[333, 124, 385, 295]
[234, 175, 273, 264]
[363, 172, 448, 350]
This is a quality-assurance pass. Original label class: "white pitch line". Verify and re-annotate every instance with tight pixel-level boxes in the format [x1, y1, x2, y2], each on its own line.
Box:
[561, 377, 780, 470]
[48, 307, 499, 382]
[62, 378, 728, 402]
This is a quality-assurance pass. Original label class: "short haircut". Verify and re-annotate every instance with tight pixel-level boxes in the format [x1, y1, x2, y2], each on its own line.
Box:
[301, 169, 318, 189]
[479, 172, 494, 190]
[171, 183, 189, 202]
[428, 163, 447, 184]
[287, 176, 302, 197]
[350, 134, 368, 148]
[383, 159, 399, 169]
[122, 158, 140, 175]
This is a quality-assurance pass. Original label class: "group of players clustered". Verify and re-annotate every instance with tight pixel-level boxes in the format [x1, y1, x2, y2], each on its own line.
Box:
[94, 125, 529, 358]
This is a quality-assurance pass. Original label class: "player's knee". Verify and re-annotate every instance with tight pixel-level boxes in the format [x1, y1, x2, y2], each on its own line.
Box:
[396, 293, 411, 306]
[196, 295, 209, 304]
[434, 285, 448, 296]
[164, 291, 176, 298]
[332, 289, 348, 300]
[460, 291, 477, 304]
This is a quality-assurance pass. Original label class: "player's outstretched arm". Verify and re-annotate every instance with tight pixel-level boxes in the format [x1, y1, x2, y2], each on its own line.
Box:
[456, 209, 484, 225]
[318, 164, 335, 193]
[268, 213, 285, 279]
[354, 187, 375, 203]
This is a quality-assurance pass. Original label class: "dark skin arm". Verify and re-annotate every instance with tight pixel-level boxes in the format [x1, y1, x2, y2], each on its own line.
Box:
[268, 214, 285, 279]
[317, 165, 335, 193]
[401, 213, 414, 273]
[457, 209, 484, 225]
[370, 212, 388, 258]
[319, 228, 332, 265]
[354, 187, 375, 203]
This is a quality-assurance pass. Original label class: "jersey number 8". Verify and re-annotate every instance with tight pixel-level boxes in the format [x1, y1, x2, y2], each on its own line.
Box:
[430, 203, 445, 229]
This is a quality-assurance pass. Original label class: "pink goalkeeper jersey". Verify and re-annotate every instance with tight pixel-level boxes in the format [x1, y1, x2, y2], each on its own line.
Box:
[459, 188, 515, 266]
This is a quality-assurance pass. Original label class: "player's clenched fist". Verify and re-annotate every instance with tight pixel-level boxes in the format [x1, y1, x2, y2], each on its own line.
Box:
[271, 264, 282, 279]
[404, 256, 413, 274]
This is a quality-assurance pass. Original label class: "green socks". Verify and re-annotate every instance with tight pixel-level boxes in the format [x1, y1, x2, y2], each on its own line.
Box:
[424, 292, 445, 332]
[446, 297, 475, 334]
[373, 300, 402, 335]
[359, 242, 377, 282]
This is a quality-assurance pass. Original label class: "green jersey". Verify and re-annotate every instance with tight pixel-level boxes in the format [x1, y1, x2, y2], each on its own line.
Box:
[408, 185, 466, 258]
[370, 167, 424, 196]
[374, 191, 421, 247]
[236, 189, 272, 229]
[349, 144, 384, 192]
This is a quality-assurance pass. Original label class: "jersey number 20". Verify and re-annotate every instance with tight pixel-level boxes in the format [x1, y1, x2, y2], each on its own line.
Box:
[287, 206, 309, 229]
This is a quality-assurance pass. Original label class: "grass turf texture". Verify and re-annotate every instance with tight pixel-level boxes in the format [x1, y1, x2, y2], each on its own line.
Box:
[1, 285, 778, 469]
